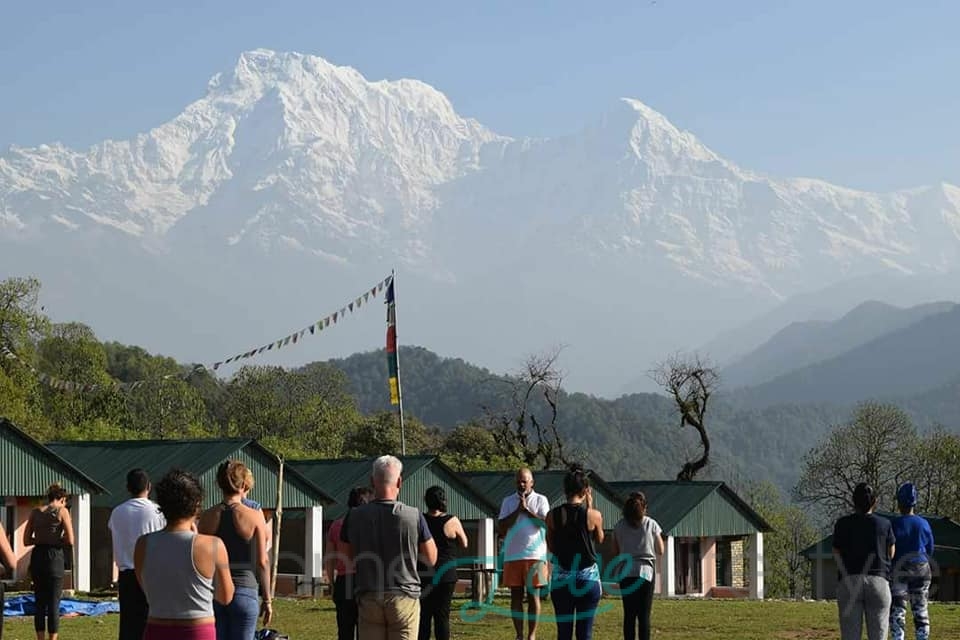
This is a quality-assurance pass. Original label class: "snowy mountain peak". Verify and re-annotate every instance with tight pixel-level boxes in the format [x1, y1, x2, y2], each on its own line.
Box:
[1, 49, 959, 296]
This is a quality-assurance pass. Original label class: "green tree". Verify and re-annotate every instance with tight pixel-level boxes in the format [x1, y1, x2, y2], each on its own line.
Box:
[223, 365, 363, 457]
[36, 322, 124, 434]
[438, 423, 523, 471]
[341, 412, 437, 458]
[0, 276, 50, 348]
[123, 378, 210, 439]
[0, 276, 51, 435]
[745, 481, 818, 599]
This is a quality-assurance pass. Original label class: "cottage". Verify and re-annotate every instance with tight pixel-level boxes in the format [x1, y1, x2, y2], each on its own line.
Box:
[1, 417, 107, 592]
[608, 481, 772, 599]
[801, 512, 960, 601]
[290, 455, 501, 595]
[46, 438, 334, 595]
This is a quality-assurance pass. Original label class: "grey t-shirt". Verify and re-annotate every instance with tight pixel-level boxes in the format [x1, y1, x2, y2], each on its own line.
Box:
[341, 499, 432, 599]
[613, 516, 663, 578]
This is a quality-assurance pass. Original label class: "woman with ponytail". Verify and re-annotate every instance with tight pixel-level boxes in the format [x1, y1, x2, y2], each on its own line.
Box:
[545, 464, 604, 640]
[23, 483, 74, 640]
[611, 492, 663, 640]
[198, 461, 273, 639]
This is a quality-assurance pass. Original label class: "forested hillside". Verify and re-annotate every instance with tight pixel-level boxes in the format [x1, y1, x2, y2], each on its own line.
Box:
[330, 347, 845, 488]
[6, 276, 956, 495]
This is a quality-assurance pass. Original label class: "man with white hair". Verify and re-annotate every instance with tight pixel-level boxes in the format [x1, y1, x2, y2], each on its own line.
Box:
[341, 455, 438, 640]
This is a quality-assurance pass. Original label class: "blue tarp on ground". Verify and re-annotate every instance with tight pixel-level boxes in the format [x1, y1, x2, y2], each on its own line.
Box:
[3, 594, 119, 617]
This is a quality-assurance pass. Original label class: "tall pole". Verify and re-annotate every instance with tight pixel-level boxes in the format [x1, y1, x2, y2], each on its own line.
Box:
[271, 455, 283, 599]
[392, 270, 406, 456]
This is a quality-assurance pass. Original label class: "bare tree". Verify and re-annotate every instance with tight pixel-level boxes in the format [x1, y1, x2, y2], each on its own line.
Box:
[795, 402, 917, 518]
[482, 347, 574, 470]
[651, 353, 720, 481]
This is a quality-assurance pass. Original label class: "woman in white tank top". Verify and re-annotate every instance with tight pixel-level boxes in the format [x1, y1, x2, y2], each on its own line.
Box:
[135, 469, 234, 640]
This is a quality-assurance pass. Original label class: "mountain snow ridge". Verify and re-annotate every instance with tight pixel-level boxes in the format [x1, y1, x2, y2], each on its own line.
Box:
[2, 48, 959, 295]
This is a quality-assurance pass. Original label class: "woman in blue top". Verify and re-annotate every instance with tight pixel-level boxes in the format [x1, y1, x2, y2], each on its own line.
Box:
[889, 482, 934, 640]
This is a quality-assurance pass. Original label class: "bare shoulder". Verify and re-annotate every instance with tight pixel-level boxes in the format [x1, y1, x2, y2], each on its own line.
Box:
[195, 533, 223, 555]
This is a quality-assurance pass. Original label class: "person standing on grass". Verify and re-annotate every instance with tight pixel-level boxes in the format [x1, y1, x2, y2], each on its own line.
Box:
[23, 482, 74, 640]
[418, 486, 469, 640]
[340, 455, 437, 640]
[611, 492, 664, 640]
[136, 468, 234, 640]
[498, 468, 550, 640]
[0, 521, 18, 640]
[545, 465, 604, 640]
[198, 461, 273, 640]
[832, 482, 895, 640]
[890, 482, 934, 640]
[326, 486, 374, 640]
[108, 468, 167, 640]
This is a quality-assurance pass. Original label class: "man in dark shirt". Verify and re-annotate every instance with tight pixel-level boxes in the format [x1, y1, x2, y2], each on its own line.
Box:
[341, 455, 437, 640]
[832, 483, 895, 640]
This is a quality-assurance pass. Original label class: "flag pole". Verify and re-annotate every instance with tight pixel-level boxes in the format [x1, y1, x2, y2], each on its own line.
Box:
[392, 269, 407, 456]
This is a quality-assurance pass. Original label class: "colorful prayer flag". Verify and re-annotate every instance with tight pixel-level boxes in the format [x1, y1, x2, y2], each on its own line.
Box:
[385, 277, 399, 405]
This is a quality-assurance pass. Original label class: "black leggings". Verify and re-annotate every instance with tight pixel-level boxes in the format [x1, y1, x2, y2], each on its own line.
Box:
[32, 546, 64, 634]
[333, 575, 359, 640]
[419, 581, 456, 640]
[620, 576, 654, 640]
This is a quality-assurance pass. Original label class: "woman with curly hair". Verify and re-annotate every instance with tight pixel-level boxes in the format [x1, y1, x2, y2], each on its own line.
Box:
[198, 460, 273, 639]
[23, 482, 74, 640]
[135, 469, 234, 640]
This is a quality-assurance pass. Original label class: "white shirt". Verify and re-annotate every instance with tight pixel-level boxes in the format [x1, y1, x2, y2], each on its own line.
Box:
[498, 491, 550, 561]
[107, 497, 166, 571]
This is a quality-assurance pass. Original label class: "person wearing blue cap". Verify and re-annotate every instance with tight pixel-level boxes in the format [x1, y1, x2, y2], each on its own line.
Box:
[889, 482, 934, 640]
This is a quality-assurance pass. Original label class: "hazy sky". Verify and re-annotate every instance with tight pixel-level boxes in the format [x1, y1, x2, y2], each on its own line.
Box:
[1, 1, 957, 192]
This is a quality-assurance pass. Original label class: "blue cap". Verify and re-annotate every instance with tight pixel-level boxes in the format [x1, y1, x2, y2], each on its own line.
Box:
[897, 482, 918, 508]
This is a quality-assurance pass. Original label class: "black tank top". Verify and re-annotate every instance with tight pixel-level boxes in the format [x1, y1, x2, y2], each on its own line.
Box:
[216, 503, 258, 589]
[550, 503, 596, 571]
[421, 513, 458, 584]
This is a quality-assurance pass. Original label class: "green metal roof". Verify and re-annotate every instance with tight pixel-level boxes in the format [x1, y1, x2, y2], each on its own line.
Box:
[608, 480, 772, 536]
[289, 456, 499, 521]
[459, 470, 626, 529]
[46, 438, 334, 510]
[802, 513, 960, 566]
[0, 418, 107, 497]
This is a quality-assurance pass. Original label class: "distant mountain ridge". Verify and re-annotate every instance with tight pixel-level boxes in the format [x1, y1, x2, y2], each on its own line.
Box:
[326, 346, 842, 490]
[326, 344, 960, 492]
[723, 300, 957, 388]
[734, 304, 960, 408]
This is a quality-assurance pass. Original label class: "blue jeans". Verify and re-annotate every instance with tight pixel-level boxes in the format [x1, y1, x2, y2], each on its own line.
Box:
[549, 573, 602, 640]
[214, 586, 260, 640]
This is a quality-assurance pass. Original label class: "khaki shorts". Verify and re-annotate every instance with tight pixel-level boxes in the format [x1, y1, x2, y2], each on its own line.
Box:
[502, 559, 549, 589]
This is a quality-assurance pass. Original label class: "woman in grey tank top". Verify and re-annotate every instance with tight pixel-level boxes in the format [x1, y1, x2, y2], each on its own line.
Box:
[135, 469, 234, 640]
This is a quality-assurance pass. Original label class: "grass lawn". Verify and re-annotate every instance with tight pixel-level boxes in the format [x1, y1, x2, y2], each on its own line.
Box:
[3, 596, 959, 639]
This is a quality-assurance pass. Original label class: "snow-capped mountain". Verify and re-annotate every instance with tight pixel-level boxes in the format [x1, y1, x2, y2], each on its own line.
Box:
[2, 49, 959, 394]
[3, 48, 959, 294]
